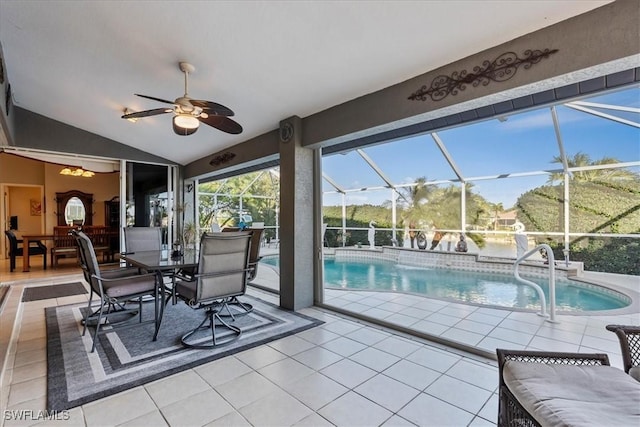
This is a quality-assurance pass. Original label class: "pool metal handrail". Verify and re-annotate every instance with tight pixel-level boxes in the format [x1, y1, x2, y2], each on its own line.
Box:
[513, 243, 557, 323]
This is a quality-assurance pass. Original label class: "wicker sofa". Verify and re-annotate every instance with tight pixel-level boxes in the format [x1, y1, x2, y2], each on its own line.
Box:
[497, 349, 640, 427]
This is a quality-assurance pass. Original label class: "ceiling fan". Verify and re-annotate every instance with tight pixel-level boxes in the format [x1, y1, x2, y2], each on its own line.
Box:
[121, 62, 242, 136]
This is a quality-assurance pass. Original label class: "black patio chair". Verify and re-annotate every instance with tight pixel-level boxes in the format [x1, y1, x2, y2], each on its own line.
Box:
[72, 230, 164, 352]
[5, 230, 47, 272]
[175, 231, 252, 349]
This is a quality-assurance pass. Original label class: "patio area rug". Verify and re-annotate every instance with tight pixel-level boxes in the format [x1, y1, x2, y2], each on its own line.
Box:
[22, 282, 87, 302]
[46, 294, 323, 411]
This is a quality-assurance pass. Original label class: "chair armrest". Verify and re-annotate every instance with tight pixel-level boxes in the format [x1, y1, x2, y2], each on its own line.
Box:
[32, 241, 47, 250]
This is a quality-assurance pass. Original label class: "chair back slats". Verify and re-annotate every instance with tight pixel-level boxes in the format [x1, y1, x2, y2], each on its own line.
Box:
[196, 232, 252, 302]
[85, 226, 106, 243]
[53, 226, 77, 248]
[124, 227, 162, 252]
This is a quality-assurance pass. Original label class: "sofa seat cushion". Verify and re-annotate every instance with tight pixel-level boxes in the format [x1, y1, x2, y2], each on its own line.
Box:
[630, 366, 640, 382]
[503, 360, 640, 427]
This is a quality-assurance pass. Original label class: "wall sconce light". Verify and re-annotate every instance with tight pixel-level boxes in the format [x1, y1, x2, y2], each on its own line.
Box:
[124, 108, 139, 123]
[60, 166, 95, 177]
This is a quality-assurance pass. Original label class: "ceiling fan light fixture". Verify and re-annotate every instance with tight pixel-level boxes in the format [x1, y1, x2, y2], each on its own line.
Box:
[172, 115, 199, 136]
[59, 167, 73, 175]
[173, 114, 199, 129]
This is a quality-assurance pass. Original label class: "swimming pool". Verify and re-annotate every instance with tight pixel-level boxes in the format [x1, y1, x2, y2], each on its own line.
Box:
[260, 257, 630, 312]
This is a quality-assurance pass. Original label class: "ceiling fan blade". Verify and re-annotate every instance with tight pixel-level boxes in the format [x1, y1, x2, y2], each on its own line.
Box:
[121, 108, 173, 119]
[199, 115, 243, 134]
[135, 94, 176, 105]
[189, 100, 234, 116]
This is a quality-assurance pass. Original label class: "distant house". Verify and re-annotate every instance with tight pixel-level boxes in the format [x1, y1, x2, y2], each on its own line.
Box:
[494, 210, 517, 229]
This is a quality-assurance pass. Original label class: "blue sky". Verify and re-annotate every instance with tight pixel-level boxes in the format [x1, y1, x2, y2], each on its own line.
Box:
[322, 86, 640, 208]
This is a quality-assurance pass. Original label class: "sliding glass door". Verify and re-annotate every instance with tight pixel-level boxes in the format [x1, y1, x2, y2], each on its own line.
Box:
[122, 161, 177, 250]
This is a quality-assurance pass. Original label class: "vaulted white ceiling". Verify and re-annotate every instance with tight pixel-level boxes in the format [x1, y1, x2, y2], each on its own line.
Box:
[0, 1, 611, 165]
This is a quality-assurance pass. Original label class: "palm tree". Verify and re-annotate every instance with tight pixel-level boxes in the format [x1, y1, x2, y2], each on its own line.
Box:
[398, 178, 487, 248]
[491, 202, 504, 230]
[547, 152, 633, 183]
[398, 178, 434, 248]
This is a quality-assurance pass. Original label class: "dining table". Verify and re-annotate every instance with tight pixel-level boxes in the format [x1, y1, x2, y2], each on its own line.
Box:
[120, 249, 199, 304]
[21, 234, 55, 272]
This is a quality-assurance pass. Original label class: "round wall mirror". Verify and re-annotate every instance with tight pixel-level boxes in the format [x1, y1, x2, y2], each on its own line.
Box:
[56, 190, 93, 226]
[65, 197, 86, 225]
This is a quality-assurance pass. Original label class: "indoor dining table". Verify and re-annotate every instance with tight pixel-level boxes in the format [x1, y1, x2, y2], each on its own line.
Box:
[120, 249, 199, 304]
[21, 234, 55, 272]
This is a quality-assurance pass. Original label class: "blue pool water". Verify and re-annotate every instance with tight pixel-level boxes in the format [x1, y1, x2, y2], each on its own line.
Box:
[260, 257, 629, 312]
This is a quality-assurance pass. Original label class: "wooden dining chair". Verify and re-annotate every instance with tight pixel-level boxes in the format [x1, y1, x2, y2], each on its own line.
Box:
[84, 225, 112, 263]
[5, 230, 47, 272]
[51, 226, 79, 268]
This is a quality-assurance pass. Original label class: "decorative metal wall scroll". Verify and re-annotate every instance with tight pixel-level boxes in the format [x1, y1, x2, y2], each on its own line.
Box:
[408, 48, 558, 102]
[209, 151, 236, 166]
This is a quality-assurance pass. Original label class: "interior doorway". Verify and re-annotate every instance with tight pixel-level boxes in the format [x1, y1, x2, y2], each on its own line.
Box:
[1, 184, 45, 258]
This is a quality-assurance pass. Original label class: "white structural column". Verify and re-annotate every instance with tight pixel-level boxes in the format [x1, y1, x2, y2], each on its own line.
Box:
[279, 116, 315, 310]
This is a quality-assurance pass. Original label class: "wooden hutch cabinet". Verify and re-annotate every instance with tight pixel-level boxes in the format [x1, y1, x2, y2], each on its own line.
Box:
[104, 196, 120, 254]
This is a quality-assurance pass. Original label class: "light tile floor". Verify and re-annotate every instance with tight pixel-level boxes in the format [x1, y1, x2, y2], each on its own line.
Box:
[0, 265, 638, 427]
[323, 287, 639, 366]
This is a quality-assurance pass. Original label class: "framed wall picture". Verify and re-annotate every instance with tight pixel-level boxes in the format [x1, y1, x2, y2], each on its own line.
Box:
[30, 199, 42, 216]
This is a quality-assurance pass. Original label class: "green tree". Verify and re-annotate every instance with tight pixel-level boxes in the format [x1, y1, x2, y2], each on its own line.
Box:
[397, 178, 487, 248]
[397, 178, 435, 248]
[547, 152, 634, 183]
[323, 204, 394, 247]
[518, 154, 640, 274]
[198, 171, 279, 239]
